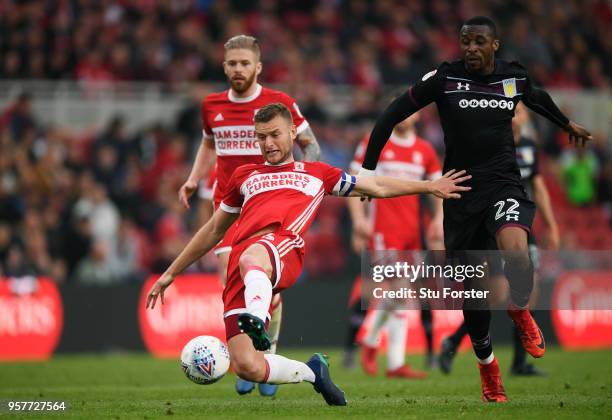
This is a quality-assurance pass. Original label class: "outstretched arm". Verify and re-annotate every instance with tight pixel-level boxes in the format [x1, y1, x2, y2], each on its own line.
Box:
[522, 87, 593, 147]
[348, 169, 471, 199]
[295, 126, 321, 162]
[361, 92, 422, 170]
[146, 209, 238, 308]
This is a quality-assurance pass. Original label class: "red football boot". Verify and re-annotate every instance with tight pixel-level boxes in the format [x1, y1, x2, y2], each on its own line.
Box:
[360, 344, 378, 376]
[386, 364, 428, 379]
[478, 358, 508, 402]
[507, 305, 545, 358]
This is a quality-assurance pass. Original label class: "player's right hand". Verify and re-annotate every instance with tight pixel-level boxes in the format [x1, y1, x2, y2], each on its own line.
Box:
[546, 225, 561, 251]
[178, 180, 198, 209]
[430, 169, 471, 199]
[565, 121, 593, 147]
[351, 233, 367, 254]
[351, 219, 372, 253]
[146, 273, 175, 309]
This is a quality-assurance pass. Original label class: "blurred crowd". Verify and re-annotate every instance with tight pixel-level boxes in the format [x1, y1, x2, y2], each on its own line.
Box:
[0, 0, 610, 284]
[1, 0, 610, 90]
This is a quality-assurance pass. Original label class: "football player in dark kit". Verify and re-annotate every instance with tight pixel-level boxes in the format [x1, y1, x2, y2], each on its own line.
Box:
[358, 16, 593, 402]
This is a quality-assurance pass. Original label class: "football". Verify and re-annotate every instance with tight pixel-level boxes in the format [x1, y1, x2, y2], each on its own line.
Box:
[180, 336, 231, 385]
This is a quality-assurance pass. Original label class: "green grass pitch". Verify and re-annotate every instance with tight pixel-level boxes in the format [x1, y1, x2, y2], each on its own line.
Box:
[1, 347, 610, 419]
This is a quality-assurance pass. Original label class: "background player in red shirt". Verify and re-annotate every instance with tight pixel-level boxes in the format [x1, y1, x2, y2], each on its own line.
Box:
[347, 112, 442, 378]
[177, 35, 321, 396]
[146, 103, 470, 407]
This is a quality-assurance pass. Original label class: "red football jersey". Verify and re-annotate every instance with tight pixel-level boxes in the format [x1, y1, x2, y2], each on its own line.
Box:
[220, 161, 354, 246]
[351, 132, 441, 249]
[201, 84, 309, 206]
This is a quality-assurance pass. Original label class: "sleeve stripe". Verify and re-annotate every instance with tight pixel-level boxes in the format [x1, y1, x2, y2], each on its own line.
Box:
[295, 120, 309, 134]
[339, 172, 346, 192]
[343, 175, 357, 196]
[219, 201, 241, 214]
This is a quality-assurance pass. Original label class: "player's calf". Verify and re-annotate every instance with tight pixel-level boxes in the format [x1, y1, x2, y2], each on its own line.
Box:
[230, 337, 267, 382]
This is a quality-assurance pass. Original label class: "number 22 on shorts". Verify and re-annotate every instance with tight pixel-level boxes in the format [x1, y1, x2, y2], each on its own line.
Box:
[494, 198, 520, 222]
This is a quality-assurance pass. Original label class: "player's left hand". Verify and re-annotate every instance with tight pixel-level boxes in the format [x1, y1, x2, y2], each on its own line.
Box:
[146, 273, 175, 309]
[430, 169, 471, 199]
[546, 225, 561, 251]
[565, 121, 593, 147]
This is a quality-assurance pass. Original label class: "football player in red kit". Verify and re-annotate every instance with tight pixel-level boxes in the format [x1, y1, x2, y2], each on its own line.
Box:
[147, 103, 470, 407]
[177, 35, 320, 396]
[347, 112, 442, 378]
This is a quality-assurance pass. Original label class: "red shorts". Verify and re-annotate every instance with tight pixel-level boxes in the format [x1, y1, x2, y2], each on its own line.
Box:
[223, 231, 305, 340]
[369, 231, 421, 251]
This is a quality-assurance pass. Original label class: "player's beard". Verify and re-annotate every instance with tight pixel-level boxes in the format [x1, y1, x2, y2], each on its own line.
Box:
[229, 71, 256, 94]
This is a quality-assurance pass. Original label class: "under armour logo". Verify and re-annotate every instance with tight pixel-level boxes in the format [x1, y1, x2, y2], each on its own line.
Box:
[457, 82, 470, 90]
[506, 214, 519, 221]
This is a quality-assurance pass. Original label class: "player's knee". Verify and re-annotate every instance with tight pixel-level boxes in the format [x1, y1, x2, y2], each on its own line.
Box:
[504, 252, 532, 274]
[238, 249, 272, 278]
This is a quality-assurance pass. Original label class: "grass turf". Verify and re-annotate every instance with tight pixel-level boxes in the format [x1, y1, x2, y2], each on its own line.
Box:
[0, 347, 610, 419]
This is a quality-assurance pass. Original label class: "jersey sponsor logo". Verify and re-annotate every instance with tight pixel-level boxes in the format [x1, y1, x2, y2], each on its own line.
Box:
[212, 126, 261, 156]
[214, 113, 224, 121]
[458, 98, 514, 110]
[421, 69, 437, 81]
[241, 172, 323, 202]
[376, 161, 425, 180]
[502, 78, 517, 98]
[457, 82, 470, 90]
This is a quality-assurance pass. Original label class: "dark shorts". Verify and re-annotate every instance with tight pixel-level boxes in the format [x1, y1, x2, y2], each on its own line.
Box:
[444, 190, 535, 251]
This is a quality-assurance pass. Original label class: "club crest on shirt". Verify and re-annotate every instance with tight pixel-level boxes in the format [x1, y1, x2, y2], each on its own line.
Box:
[294, 161, 305, 172]
[384, 150, 395, 159]
[502, 78, 517, 98]
[412, 151, 423, 164]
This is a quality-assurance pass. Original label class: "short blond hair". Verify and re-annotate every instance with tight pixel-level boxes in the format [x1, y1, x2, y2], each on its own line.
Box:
[224, 35, 261, 60]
